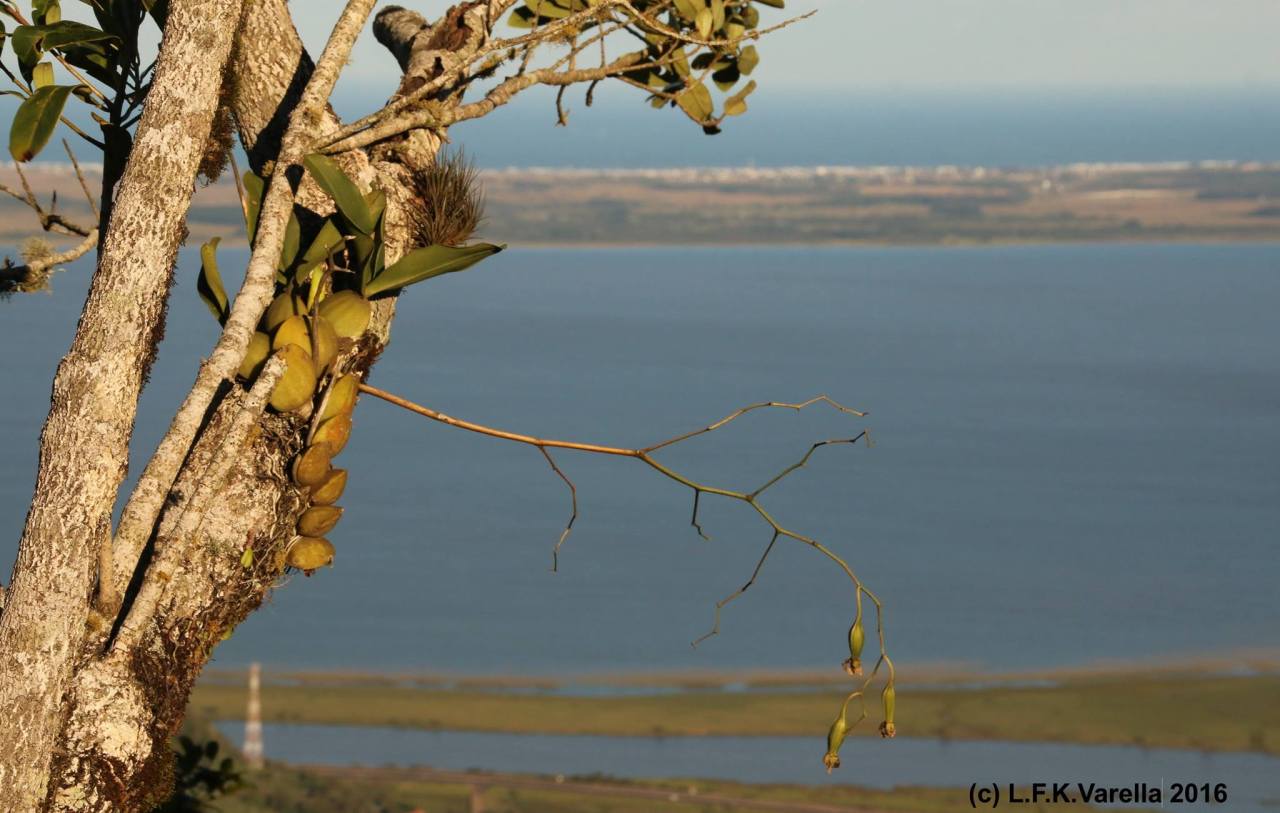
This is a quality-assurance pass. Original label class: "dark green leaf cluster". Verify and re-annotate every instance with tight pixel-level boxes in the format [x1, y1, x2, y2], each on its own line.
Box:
[197, 156, 504, 327]
[509, 0, 781, 133]
[151, 736, 243, 813]
[1, 0, 163, 162]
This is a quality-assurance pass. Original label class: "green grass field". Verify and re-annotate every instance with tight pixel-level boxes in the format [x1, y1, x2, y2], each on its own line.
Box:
[190, 672, 1280, 754]
[213, 764, 1143, 813]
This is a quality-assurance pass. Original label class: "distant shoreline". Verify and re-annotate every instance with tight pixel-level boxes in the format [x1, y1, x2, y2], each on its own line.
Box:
[186, 652, 1280, 752]
[5, 160, 1278, 249]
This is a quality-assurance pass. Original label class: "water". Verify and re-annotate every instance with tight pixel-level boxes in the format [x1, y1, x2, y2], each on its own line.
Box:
[346, 87, 1280, 169]
[2, 244, 1279, 674]
[217, 722, 1280, 812]
[10, 88, 1280, 170]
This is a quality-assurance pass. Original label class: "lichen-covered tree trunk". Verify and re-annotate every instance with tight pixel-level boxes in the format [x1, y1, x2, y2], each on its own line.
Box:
[0, 1, 441, 809]
[0, 1, 247, 807]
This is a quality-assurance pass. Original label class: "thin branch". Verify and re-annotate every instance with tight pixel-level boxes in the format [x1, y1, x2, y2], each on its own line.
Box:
[644, 396, 866, 453]
[229, 150, 248, 224]
[358, 383, 877, 649]
[541, 447, 578, 572]
[1, 162, 92, 236]
[692, 531, 777, 647]
[1, 228, 99, 294]
[616, 2, 816, 49]
[63, 139, 99, 219]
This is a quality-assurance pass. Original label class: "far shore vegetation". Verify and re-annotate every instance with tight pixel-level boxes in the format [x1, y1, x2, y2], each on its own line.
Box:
[5, 161, 1279, 249]
[192, 662, 1280, 756]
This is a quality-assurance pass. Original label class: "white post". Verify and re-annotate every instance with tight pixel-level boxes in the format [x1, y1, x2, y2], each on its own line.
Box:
[243, 662, 264, 770]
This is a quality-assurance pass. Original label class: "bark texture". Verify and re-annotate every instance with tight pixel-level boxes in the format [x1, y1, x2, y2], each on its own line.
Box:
[0, 1, 245, 808]
[0, 0, 558, 799]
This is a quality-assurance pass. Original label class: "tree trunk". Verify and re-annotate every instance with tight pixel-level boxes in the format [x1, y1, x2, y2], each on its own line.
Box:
[0, 1, 245, 807]
[2, 0, 447, 808]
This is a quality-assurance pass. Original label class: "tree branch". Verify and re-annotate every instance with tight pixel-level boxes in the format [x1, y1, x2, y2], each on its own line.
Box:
[357, 384, 874, 606]
[0, 229, 98, 295]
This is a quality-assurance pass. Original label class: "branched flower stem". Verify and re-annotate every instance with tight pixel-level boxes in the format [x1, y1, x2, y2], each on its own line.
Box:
[356, 383, 885, 670]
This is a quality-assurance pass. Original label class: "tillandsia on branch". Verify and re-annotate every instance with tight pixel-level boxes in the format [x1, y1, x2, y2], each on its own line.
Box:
[357, 382, 897, 770]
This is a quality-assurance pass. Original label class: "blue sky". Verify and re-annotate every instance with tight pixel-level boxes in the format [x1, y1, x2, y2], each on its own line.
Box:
[293, 0, 1280, 97]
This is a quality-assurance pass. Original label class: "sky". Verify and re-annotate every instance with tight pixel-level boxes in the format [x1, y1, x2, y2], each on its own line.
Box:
[291, 0, 1280, 97]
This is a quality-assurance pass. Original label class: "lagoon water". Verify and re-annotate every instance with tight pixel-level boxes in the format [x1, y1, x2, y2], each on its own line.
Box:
[2, 243, 1278, 674]
[217, 722, 1280, 813]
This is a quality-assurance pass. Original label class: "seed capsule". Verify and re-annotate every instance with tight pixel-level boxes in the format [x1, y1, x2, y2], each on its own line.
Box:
[879, 685, 896, 739]
[285, 536, 334, 574]
[823, 712, 849, 774]
[238, 331, 271, 381]
[298, 505, 343, 537]
[843, 617, 865, 677]
[313, 412, 353, 455]
[272, 314, 311, 353]
[318, 290, 371, 339]
[291, 443, 334, 487]
[310, 468, 347, 505]
[269, 345, 318, 413]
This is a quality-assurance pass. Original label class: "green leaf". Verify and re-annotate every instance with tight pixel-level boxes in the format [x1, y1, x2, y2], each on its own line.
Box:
[12, 26, 43, 81]
[240, 546, 253, 568]
[675, 81, 714, 124]
[723, 79, 756, 116]
[672, 0, 700, 22]
[737, 44, 759, 75]
[671, 48, 691, 78]
[27, 21, 117, 51]
[62, 44, 116, 85]
[507, 6, 537, 28]
[524, 0, 573, 19]
[9, 84, 72, 161]
[364, 243, 504, 297]
[197, 238, 230, 324]
[243, 170, 265, 243]
[304, 153, 375, 235]
[32, 62, 54, 89]
[712, 63, 740, 91]
[33, 0, 60, 25]
[710, 0, 725, 31]
[294, 218, 345, 280]
[695, 7, 712, 38]
[12, 21, 117, 82]
[755, 0, 784, 7]
[278, 210, 301, 271]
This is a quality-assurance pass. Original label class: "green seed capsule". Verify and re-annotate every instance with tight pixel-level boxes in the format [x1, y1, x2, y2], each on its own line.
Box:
[823, 713, 848, 774]
[879, 685, 896, 739]
[843, 618, 865, 676]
